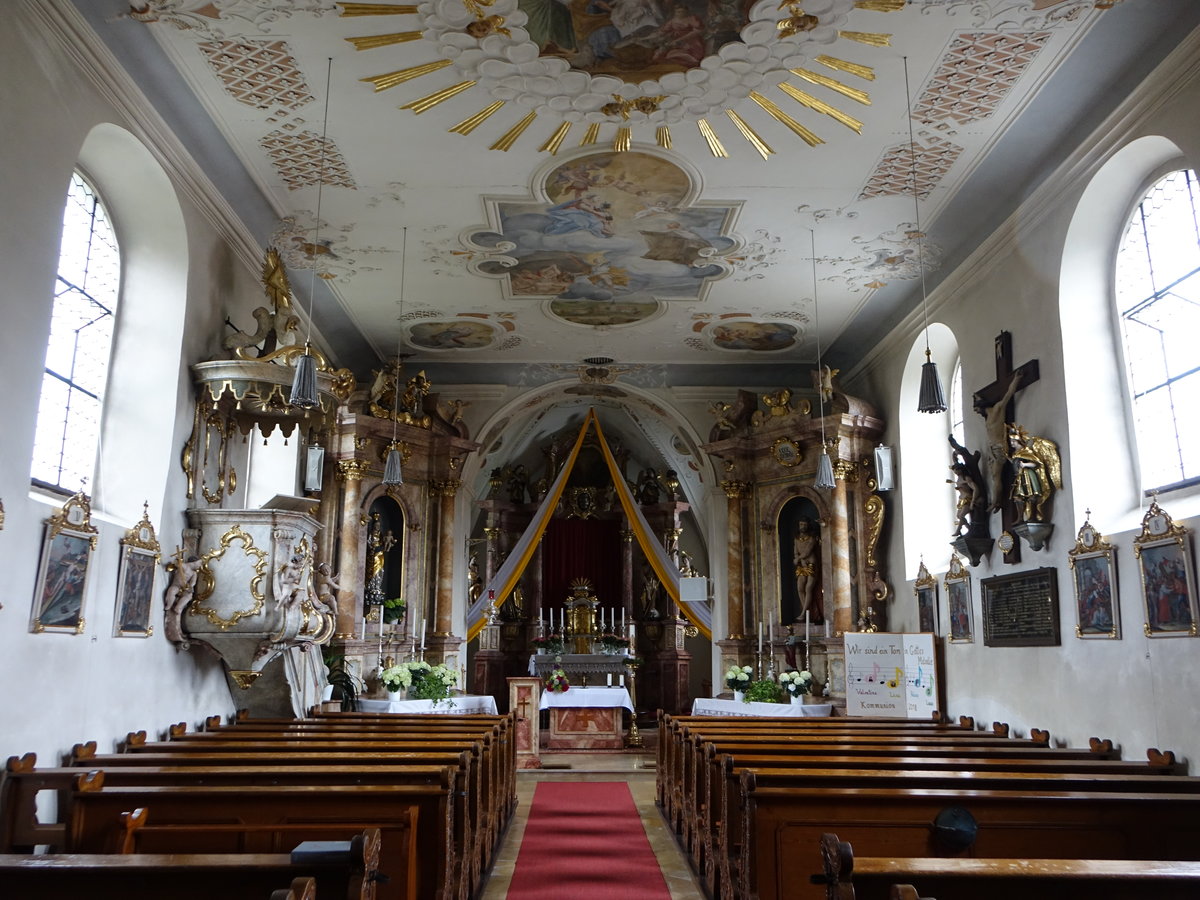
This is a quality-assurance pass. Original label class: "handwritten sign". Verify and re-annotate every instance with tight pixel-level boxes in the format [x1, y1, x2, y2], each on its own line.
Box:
[844, 632, 939, 719]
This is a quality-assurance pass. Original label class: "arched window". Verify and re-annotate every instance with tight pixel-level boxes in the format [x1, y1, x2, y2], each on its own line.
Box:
[948, 361, 965, 446]
[1114, 168, 1200, 492]
[30, 172, 121, 492]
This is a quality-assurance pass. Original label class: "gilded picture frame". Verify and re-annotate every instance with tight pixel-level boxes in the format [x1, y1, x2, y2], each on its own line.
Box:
[30, 491, 98, 634]
[915, 560, 939, 635]
[1068, 517, 1119, 639]
[114, 503, 161, 637]
[1133, 500, 1198, 638]
[944, 554, 973, 643]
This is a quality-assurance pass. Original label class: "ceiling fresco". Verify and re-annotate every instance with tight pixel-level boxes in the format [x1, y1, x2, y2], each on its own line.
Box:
[86, 0, 1189, 375]
[463, 149, 741, 319]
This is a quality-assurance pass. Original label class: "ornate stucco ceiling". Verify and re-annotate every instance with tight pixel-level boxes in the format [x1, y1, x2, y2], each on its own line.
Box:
[71, 0, 1200, 383]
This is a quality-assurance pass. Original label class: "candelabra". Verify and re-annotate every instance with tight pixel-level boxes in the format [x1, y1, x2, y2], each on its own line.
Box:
[624, 658, 643, 749]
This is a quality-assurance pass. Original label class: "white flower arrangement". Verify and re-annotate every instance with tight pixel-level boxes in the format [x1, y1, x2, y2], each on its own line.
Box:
[778, 669, 815, 697]
[724, 664, 753, 691]
[381, 660, 459, 704]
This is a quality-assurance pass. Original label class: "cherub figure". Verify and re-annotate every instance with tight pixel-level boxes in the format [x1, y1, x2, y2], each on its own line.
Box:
[813, 364, 839, 403]
[314, 562, 342, 616]
[164, 554, 203, 614]
[274, 554, 307, 610]
[776, 3, 819, 39]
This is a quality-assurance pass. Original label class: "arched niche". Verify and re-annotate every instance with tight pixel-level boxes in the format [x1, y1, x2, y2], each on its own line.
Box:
[777, 495, 826, 626]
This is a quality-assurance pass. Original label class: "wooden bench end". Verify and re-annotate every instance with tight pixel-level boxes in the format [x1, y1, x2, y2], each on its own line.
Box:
[5, 753, 35, 774]
[1147, 747, 1177, 767]
[992, 721, 1010, 738]
[958, 715, 975, 730]
[1030, 728, 1050, 745]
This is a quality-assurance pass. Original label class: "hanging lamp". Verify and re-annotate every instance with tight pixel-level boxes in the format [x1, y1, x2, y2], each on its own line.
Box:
[382, 227, 407, 486]
[903, 56, 947, 414]
[811, 229, 837, 490]
[289, 58, 334, 410]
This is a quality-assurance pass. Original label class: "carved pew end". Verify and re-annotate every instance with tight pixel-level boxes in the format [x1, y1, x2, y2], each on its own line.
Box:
[1147, 748, 1177, 768]
[271, 876, 317, 900]
[992, 721, 1010, 738]
[1089, 736, 1115, 755]
[1030, 728, 1050, 745]
[958, 716, 975, 730]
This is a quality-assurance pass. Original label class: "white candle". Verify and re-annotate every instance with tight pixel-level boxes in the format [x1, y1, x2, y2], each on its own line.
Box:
[825, 620, 831, 638]
[629, 623, 635, 645]
[769, 619, 774, 648]
[420, 620, 426, 648]
[621, 608, 626, 628]
[758, 621, 763, 654]
[805, 610, 810, 645]
[360, 618, 366, 641]
[607, 673, 612, 686]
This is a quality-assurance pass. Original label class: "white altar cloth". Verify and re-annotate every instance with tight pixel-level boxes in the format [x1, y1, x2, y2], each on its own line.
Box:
[357, 695, 498, 715]
[691, 697, 833, 717]
[539, 685, 633, 712]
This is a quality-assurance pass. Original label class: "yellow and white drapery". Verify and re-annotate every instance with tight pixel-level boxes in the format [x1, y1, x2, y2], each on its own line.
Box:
[466, 408, 712, 641]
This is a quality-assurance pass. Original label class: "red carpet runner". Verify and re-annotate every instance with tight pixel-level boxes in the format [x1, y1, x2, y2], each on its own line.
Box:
[506, 781, 672, 899]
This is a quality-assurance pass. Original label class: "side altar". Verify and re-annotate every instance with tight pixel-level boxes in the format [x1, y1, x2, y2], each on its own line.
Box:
[528, 653, 629, 685]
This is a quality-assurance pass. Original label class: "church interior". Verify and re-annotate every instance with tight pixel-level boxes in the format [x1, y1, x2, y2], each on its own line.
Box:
[3, 0, 1200, 896]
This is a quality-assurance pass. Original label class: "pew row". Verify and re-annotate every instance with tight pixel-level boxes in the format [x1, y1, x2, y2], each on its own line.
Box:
[0, 827, 381, 900]
[817, 832, 1200, 900]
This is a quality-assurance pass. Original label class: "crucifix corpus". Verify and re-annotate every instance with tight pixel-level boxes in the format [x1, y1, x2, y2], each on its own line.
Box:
[972, 332, 1039, 564]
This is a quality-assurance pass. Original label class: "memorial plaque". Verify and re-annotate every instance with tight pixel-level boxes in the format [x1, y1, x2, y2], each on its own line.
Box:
[982, 567, 1060, 647]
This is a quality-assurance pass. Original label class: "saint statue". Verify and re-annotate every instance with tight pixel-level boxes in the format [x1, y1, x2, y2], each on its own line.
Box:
[1007, 424, 1062, 523]
[793, 519, 818, 621]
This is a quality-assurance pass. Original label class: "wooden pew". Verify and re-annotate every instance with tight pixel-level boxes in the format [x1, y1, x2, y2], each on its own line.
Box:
[735, 779, 1200, 900]
[0, 827, 381, 899]
[817, 832, 1200, 900]
[65, 771, 448, 900]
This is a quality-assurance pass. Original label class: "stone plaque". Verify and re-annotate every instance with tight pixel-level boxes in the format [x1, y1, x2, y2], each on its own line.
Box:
[982, 567, 1061, 647]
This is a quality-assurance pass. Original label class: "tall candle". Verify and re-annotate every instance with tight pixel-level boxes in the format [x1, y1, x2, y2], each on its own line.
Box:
[805, 610, 810, 645]
[758, 621, 763, 654]
[420, 620, 426, 648]
[769, 619, 774, 649]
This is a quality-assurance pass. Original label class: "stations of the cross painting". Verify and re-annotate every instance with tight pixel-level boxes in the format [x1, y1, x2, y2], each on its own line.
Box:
[972, 331, 1039, 564]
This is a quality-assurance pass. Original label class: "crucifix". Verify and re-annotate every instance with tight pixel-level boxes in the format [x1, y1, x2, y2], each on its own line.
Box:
[972, 332, 1039, 564]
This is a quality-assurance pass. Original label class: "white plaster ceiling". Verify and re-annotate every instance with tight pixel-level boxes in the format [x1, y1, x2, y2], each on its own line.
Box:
[74, 0, 1199, 380]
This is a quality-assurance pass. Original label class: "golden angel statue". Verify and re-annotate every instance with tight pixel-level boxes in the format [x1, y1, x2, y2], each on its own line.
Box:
[1007, 424, 1062, 523]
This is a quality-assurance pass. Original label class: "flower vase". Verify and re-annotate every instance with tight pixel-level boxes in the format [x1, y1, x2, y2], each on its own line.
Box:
[733, 690, 745, 702]
[387, 689, 402, 702]
[790, 693, 802, 705]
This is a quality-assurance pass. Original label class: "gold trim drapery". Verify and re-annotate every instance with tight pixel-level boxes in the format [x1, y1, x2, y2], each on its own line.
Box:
[467, 409, 711, 640]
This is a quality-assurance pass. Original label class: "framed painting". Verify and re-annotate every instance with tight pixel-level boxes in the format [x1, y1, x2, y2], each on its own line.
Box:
[114, 503, 161, 637]
[1134, 500, 1198, 637]
[915, 560, 939, 635]
[944, 554, 973, 643]
[1068, 517, 1119, 639]
[30, 491, 98, 634]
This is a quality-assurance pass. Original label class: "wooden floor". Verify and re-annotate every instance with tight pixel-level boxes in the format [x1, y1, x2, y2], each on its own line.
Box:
[479, 745, 702, 899]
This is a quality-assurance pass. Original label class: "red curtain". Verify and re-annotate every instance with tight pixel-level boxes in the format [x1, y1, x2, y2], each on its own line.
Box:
[541, 518, 622, 619]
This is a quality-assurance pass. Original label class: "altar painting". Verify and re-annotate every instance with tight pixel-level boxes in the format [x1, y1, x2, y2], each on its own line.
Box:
[474, 151, 734, 307]
[520, 0, 755, 83]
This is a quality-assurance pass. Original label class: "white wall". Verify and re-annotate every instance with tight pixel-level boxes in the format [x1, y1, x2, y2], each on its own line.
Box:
[853, 30, 1200, 762]
[0, 4, 276, 768]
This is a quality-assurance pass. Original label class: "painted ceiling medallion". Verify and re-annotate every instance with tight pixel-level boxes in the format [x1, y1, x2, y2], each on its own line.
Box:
[343, 0, 894, 157]
[462, 148, 741, 322]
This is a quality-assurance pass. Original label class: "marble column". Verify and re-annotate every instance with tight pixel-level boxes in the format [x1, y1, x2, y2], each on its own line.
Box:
[431, 478, 461, 637]
[620, 526, 634, 621]
[827, 458, 854, 636]
[333, 459, 369, 638]
[483, 525, 500, 584]
[721, 480, 751, 640]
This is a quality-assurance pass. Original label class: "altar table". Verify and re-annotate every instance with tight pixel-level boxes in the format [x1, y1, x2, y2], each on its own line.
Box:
[539, 686, 633, 749]
[691, 697, 833, 717]
[357, 694, 499, 715]
[528, 653, 628, 686]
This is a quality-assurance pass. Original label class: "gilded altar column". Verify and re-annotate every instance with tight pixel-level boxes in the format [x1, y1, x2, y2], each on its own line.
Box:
[620, 527, 634, 620]
[720, 480, 751, 639]
[334, 459, 369, 637]
[431, 479, 461, 637]
[828, 455, 854, 636]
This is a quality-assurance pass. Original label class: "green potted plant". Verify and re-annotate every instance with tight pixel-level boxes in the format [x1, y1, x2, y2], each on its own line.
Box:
[743, 678, 784, 704]
[322, 651, 361, 712]
[382, 596, 406, 624]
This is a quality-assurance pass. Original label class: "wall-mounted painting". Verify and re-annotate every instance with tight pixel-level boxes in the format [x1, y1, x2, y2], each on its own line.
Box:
[944, 554, 973, 643]
[1133, 500, 1197, 638]
[1068, 516, 1119, 639]
[115, 503, 161, 637]
[915, 560, 939, 635]
[31, 492, 99, 634]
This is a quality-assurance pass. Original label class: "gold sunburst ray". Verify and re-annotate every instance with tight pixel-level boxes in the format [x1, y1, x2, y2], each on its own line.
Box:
[539, 122, 573, 154]
[362, 60, 452, 92]
[655, 125, 672, 149]
[839, 30, 891, 47]
[613, 126, 632, 152]
[854, 0, 904, 11]
[579, 123, 601, 146]
[345, 32, 423, 51]
[338, 3, 419, 15]
[401, 80, 476, 114]
[725, 110, 773, 160]
[450, 101, 505, 134]
[790, 68, 871, 105]
[490, 111, 538, 151]
[697, 119, 729, 158]
[815, 55, 875, 81]
[778, 83, 863, 133]
[749, 92, 823, 147]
